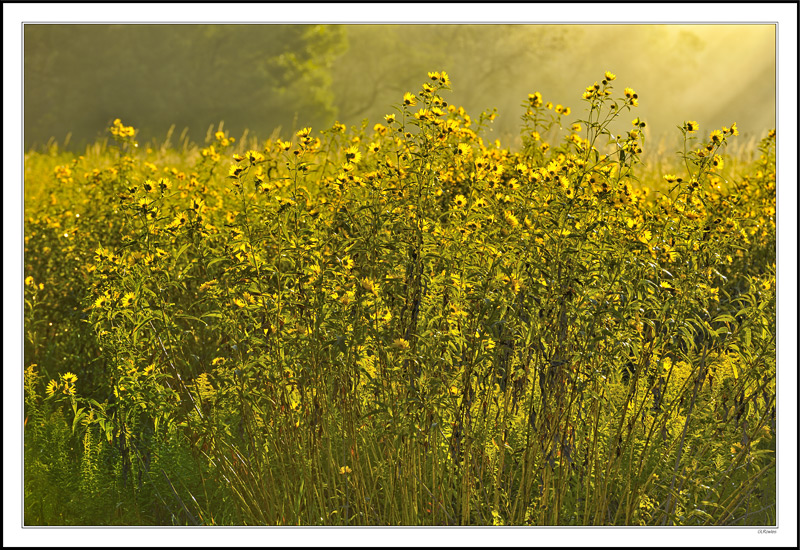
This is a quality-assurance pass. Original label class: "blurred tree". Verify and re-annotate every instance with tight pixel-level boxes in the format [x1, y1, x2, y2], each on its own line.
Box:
[24, 25, 347, 149]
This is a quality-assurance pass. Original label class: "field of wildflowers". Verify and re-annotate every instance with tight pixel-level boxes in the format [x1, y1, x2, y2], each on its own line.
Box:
[23, 72, 776, 525]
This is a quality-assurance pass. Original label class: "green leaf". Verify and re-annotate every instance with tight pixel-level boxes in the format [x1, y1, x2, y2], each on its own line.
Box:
[742, 328, 751, 349]
[206, 257, 226, 270]
[176, 313, 207, 326]
[174, 242, 192, 262]
[72, 407, 86, 434]
[132, 316, 155, 340]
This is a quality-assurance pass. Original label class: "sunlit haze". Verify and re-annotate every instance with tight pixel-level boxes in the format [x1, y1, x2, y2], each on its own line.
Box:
[24, 24, 775, 151]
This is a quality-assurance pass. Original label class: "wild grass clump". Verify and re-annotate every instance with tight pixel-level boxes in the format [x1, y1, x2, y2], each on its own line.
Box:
[24, 72, 776, 525]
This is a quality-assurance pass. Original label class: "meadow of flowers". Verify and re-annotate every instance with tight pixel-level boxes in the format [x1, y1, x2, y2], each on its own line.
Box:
[23, 72, 776, 526]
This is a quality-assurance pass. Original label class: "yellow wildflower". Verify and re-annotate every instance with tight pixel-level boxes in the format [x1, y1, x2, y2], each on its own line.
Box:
[345, 145, 361, 164]
[504, 210, 519, 229]
[392, 338, 410, 351]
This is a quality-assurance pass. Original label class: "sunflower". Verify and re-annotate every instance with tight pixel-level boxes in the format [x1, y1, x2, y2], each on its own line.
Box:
[361, 277, 379, 295]
[93, 294, 109, 309]
[246, 150, 265, 164]
[504, 210, 520, 229]
[392, 338, 410, 351]
[228, 164, 245, 179]
[120, 292, 136, 308]
[344, 145, 361, 164]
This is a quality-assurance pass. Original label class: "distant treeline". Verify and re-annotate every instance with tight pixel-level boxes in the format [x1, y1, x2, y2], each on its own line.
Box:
[24, 25, 774, 150]
[23, 25, 574, 150]
[24, 25, 347, 149]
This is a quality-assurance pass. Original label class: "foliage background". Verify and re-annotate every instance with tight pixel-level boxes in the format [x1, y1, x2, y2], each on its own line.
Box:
[24, 24, 776, 150]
